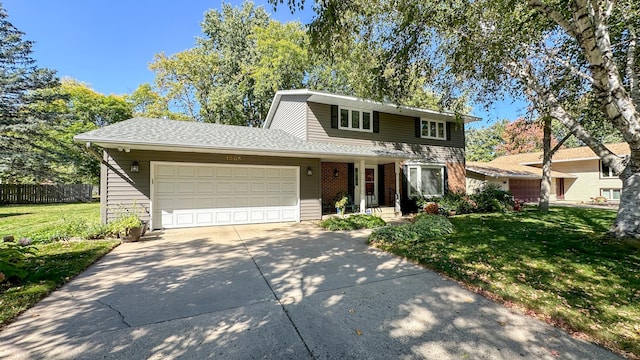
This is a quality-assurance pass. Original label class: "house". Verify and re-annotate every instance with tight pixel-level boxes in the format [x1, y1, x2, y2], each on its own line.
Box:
[74, 89, 477, 229]
[466, 142, 630, 202]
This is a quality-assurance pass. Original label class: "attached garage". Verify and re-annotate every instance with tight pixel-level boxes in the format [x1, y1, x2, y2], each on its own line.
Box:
[509, 179, 542, 202]
[152, 162, 299, 229]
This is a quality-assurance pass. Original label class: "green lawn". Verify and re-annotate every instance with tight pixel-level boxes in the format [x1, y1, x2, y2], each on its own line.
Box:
[0, 202, 101, 240]
[0, 203, 119, 326]
[369, 207, 640, 357]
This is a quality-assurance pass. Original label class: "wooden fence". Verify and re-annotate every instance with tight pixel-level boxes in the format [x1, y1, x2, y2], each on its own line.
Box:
[0, 184, 93, 204]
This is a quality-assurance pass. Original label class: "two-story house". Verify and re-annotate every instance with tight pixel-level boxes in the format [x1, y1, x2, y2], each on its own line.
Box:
[75, 89, 476, 229]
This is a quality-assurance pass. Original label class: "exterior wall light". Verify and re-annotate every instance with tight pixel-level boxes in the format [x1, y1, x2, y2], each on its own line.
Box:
[307, 167, 313, 176]
[131, 161, 139, 173]
[334, 168, 339, 178]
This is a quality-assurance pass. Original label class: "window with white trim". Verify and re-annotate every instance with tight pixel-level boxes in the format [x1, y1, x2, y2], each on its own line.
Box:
[408, 165, 444, 197]
[600, 161, 614, 178]
[421, 119, 446, 140]
[601, 188, 621, 200]
[339, 107, 372, 132]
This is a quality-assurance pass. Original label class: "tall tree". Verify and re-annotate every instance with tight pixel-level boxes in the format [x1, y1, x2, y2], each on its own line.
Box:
[465, 120, 508, 161]
[0, 4, 60, 183]
[496, 118, 559, 155]
[273, 0, 640, 238]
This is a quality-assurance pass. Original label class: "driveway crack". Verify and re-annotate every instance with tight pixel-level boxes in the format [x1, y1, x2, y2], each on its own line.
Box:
[96, 299, 131, 327]
[235, 226, 315, 359]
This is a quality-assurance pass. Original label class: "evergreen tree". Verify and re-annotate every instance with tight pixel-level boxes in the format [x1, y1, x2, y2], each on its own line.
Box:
[0, 4, 60, 182]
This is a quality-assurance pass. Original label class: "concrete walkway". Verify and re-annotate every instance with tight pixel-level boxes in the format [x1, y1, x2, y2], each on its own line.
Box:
[0, 223, 621, 359]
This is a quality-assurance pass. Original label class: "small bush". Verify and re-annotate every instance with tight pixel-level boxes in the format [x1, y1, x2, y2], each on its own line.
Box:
[472, 184, 514, 213]
[321, 214, 386, 230]
[0, 242, 35, 283]
[369, 214, 454, 245]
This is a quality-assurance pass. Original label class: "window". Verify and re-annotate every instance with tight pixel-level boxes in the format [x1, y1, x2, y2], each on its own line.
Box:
[339, 107, 372, 132]
[601, 188, 621, 200]
[408, 165, 444, 197]
[421, 119, 446, 140]
[600, 161, 614, 178]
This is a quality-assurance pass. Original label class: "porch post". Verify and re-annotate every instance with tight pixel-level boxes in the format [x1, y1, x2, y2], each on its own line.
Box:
[395, 161, 401, 215]
[359, 159, 366, 213]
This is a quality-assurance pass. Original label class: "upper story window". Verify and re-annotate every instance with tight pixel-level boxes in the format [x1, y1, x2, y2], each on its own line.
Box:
[339, 107, 372, 132]
[600, 161, 615, 178]
[421, 119, 446, 140]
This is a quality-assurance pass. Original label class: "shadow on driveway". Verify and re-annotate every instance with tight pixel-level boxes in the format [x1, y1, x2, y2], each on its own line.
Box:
[0, 223, 621, 359]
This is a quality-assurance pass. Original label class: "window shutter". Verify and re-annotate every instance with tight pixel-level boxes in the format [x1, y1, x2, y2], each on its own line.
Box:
[443, 166, 449, 194]
[378, 164, 385, 205]
[347, 163, 355, 200]
[331, 105, 338, 128]
[373, 111, 380, 133]
[446, 122, 452, 141]
[415, 117, 421, 138]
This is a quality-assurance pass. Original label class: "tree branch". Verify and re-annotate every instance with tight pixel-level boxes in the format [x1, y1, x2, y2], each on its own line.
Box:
[527, 0, 578, 39]
[627, 24, 640, 104]
[551, 131, 572, 154]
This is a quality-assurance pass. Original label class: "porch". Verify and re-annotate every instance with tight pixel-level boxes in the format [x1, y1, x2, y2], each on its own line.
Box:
[321, 160, 401, 216]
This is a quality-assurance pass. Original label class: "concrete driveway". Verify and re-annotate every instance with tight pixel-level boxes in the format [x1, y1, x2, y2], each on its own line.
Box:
[0, 223, 620, 359]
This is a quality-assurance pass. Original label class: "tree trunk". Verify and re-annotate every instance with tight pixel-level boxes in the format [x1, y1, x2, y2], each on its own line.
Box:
[611, 155, 640, 238]
[539, 117, 552, 212]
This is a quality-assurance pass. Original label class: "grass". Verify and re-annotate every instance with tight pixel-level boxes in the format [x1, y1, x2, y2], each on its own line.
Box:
[0, 203, 119, 326]
[369, 207, 640, 357]
[320, 213, 386, 230]
[0, 202, 101, 240]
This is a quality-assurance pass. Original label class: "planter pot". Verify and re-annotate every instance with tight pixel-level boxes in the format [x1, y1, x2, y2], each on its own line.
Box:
[124, 222, 148, 242]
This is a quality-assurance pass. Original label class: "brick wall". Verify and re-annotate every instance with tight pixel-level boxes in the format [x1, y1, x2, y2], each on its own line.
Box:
[321, 162, 349, 210]
[446, 162, 466, 194]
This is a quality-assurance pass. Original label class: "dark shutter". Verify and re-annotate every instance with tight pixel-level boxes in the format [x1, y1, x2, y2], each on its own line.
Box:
[331, 105, 338, 128]
[347, 163, 355, 201]
[443, 166, 449, 194]
[378, 164, 385, 206]
[373, 111, 380, 133]
[415, 117, 421, 138]
[446, 122, 452, 141]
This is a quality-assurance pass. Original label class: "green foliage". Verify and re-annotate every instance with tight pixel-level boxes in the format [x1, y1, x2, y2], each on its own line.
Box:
[0, 4, 62, 183]
[368, 214, 454, 245]
[0, 241, 35, 283]
[465, 120, 507, 161]
[471, 184, 514, 213]
[320, 214, 386, 231]
[108, 214, 142, 237]
[0, 240, 119, 325]
[433, 185, 514, 215]
[368, 207, 639, 356]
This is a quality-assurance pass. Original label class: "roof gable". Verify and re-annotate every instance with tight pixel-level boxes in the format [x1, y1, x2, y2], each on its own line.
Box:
[263, 89, 480, 129]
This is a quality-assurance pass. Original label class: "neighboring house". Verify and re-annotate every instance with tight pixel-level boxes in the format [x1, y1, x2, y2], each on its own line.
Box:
[75, 89, 477, 229]
[466, 142, 630, 203]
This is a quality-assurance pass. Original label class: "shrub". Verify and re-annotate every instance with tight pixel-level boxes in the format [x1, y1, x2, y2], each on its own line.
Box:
[424, 202, 439, 214]
[369, 214, 454, 245]
[321, 214, 386, 230]
[108, 214, 143, 237]
[0, 241, 35, 284]
[472, 184, 514, 213]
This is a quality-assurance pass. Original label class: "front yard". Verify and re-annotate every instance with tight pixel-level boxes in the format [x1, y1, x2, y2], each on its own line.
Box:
[369, 207, 639, 358]
[0, 203, 119, 326]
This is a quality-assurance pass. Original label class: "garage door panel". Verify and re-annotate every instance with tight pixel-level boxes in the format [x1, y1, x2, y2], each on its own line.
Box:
[153, 163, 299, 229]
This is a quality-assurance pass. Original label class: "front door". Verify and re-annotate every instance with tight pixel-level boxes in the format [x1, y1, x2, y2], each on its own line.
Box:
[354, 166, 378, 207]
[556, 178, 565, 200]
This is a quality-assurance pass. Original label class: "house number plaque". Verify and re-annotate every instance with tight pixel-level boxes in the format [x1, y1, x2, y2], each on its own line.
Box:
[226, 155, 242, 161]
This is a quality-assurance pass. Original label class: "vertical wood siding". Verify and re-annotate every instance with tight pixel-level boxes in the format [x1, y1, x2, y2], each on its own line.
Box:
[104, 150, 321, 223]
[268, 94, 310, 140]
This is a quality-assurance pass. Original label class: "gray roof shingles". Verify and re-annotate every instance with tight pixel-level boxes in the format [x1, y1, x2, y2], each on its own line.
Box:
[74, 117, 414, 159]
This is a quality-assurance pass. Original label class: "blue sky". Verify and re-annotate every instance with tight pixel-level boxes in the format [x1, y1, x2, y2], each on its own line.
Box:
[3, 0, 525, 126]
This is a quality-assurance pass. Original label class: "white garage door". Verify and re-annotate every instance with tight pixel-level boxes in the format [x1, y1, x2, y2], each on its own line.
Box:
[152, 163, 299, 229]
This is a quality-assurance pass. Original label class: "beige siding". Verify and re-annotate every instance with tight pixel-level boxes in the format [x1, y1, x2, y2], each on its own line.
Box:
[306, 102, 465, 149]
[466, 173, 509, 194]
[552, 160, 622, 201]
[268, 94, 310, 140]
[104, 150, 321, 223]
